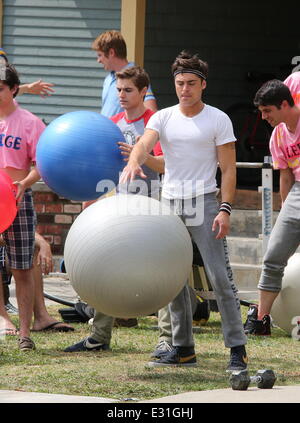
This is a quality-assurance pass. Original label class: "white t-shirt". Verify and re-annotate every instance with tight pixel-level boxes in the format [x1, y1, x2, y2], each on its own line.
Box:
[146, 104, 236, 199]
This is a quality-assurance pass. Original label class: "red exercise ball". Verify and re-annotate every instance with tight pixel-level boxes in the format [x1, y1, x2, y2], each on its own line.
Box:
[0, 170, 17, 233]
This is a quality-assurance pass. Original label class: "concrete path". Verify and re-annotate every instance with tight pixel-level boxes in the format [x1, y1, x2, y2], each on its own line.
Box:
[0, 390, 115, 403]
[8, 274, 79, 308]
[1, 385, 300, 403]
[142, 385, 300, 403]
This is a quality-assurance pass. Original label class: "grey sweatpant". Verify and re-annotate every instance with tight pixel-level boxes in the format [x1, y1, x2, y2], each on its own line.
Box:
[158, 285, 198, 343]
[258, 182, 300, 292]
[163, 193, 247, 349]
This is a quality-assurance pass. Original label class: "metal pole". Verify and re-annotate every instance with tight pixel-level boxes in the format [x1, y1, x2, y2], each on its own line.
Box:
[258, 157, 273, 257]
[236, 160, 274, 258]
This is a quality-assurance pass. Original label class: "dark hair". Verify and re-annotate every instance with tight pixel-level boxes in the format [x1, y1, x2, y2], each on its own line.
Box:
[171, 50, 208, 81]
[92, 30, 127, 59]
[254, 79, 294, 109]
[116, 66, 149, 91]
[1, 64, 20, 97]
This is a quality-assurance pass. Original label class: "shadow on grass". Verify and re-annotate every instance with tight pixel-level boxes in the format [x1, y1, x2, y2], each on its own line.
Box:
[37, 346, 145, 356]
[132, 368, 228, 388]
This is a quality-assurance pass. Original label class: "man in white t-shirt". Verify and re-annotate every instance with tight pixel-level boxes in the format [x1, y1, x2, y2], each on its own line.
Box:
[120, 51, 248, 371]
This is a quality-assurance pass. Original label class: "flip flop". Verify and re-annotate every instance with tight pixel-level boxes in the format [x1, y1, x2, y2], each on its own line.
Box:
[31, 322, 75, 332]
[0, 328, 19, 336]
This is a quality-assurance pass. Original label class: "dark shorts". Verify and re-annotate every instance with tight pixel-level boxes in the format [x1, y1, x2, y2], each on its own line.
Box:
[2, 189, 36, 270]
[0, 246, 12, 284]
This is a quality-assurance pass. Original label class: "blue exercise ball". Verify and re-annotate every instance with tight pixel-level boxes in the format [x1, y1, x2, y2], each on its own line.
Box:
[36, 111, 124, 201]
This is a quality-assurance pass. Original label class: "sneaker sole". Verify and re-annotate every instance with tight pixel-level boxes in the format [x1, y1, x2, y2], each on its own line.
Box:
[226, 367, 247, 373]
[20, 347, 35, 351]
[146, 361, 197, 368]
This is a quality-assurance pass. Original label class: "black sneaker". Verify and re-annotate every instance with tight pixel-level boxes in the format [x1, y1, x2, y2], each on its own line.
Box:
[147, 346, 197, 367]
[150, 340, 174, 359]
[244, 305, 271, 335]
[227, 345, 248, 372]
[243, 304, 258, 333]
[193, 297, 210, 325]
[64, 337, 110, 352]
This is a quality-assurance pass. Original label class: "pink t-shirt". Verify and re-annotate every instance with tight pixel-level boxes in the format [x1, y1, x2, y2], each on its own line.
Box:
[0, 106, 45, 170]
[284, 72, 300, 106]
[270, 116, 300, 181]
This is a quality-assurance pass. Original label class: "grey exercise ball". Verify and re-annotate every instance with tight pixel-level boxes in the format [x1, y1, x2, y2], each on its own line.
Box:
[271, 253, 300, 335]
[64, 194, 193, 318]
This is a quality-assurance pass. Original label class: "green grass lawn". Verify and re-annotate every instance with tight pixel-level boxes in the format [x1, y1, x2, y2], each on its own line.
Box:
[1, 305, 300, 401]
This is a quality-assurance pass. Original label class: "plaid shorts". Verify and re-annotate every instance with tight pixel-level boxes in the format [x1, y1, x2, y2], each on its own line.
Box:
[2, 189, 36, 270]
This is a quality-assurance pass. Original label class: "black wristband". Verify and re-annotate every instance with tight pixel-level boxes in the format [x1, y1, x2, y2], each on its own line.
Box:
[219, 202, 232, 215]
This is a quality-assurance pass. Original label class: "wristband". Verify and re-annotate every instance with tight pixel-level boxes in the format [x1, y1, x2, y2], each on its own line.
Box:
[219, 201, 232, 215]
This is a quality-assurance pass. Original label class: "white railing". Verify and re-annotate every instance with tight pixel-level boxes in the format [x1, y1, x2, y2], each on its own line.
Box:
[236, 157, 274, 256]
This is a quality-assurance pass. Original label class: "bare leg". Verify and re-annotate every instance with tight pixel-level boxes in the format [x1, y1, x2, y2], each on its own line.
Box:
[258, 290, 279, 320]
[31, 252, 72, 331]
[0, 274, 18, 334]
[31, 258, 54, 328]
[12, 268, 35, 338]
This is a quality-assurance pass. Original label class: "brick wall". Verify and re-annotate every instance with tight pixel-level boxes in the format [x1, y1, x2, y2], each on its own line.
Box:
[33, 182, 82, 255]
[234, 189, 281, 211]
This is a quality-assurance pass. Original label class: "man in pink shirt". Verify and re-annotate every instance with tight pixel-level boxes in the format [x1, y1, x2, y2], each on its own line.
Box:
[284, 71, 300, 107]
[244, 79, 300, 335]
[0, 64, 45, 350]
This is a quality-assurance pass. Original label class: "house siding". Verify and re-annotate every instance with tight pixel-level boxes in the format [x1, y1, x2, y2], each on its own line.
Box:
[2, 0, 121, 124]
[144, 0, 298, 112]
